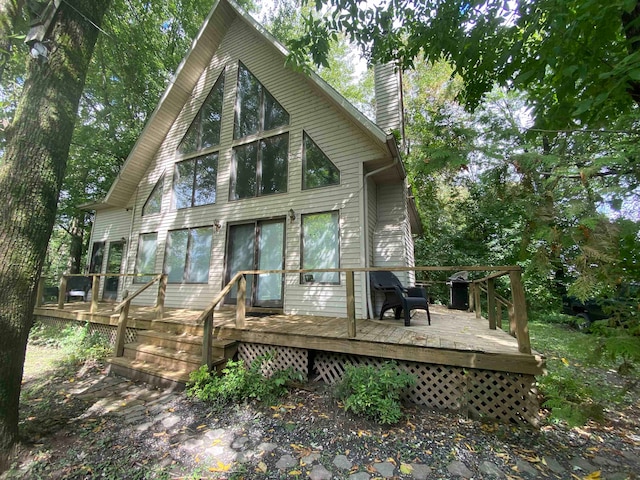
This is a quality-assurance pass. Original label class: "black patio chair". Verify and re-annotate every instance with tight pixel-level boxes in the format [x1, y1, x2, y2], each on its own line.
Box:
[370, 271, 431, 326]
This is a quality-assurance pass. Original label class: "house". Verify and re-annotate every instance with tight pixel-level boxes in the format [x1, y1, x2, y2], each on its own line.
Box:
[85, 0, 422, 318]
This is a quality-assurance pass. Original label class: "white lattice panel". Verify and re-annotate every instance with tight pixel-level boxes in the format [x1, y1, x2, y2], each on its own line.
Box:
[36, 316, 136, 345]
[237, 343, 308, 378]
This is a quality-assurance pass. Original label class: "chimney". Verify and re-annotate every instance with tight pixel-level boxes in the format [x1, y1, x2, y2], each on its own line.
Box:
[374, 63, 405, 150]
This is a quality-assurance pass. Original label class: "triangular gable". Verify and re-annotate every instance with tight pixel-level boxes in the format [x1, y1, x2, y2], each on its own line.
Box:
[100, 0, 400, 210]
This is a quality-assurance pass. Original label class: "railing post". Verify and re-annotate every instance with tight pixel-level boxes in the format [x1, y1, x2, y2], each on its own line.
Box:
[509, 269, 531, 354]
[346, 270, 356, 338]
[36, 277, 45, 307]
[468, 283, 474, 312]
[202, 310, 213, 367]
[114, 291, 130, 357]
[236, 274, 246, 328]
[496, 301, 503, 329]
[474, 282, 482, 319]
[156, 274, 167, 319]
[90, 274, 99, 313]
[487, 278, 496, 330]
[58, 275, 67, 309]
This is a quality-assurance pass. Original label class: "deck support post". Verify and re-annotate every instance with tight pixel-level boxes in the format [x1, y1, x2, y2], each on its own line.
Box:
[202, 310, 213, 367]
[156, 274, 167, 319]
[115, 291, 130, 357]
[90, 275, 99, 313]
[496, 301, 503, 329]
[236, 274, 246, 328]
[474, 282, 482, 319]
[467, 284, 474, 312]
[487, 278, 496, 330]
[58, 275, 67, 309]
[36, 277, 45, 307]
[346, 270, 356, 338]
[509, 269, 531, 354]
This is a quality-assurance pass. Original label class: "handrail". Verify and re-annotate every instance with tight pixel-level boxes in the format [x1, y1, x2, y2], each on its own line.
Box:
[111, 274, 167, 359]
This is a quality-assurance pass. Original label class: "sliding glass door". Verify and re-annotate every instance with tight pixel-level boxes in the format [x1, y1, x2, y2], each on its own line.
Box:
[226, 219, 284, 307]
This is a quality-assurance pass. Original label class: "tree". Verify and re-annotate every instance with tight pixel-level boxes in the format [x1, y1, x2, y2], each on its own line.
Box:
[0, 0, 111, 469]
[291, 0, 640, 131]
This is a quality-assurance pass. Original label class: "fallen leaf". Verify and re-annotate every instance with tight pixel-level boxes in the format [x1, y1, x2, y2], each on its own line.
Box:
[400, 463, 413, 474]
[257, 461, 268, 473]
[583, 472, 601, 480]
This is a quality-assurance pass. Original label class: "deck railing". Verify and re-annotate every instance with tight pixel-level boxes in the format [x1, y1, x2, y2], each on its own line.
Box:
[112, 274, 167, 357]
[198, 266, 531, 364]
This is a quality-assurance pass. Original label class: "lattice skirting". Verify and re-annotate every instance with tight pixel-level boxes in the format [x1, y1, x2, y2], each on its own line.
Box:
[237, 343, 308, 378]
[35, 316, 137, 346]
[314, 352, 539, 425]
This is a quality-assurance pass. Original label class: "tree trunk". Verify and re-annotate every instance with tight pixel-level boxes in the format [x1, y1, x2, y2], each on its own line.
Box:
[68, 212, 85, 273]
[0, 0, 111, 470]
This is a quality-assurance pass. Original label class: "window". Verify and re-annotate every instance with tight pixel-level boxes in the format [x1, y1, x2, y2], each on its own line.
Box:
[234, 63, 289, 139]
[302, 212, 339, 284]
[134, 233, 157, 283]
[173, 153, 218, 209]
[178, 72, 225, 154]
[230, 133, 288, 200]
[303, 132, 340, 189]
[142, 176, 164, 216]
[164, 227, 212, 283]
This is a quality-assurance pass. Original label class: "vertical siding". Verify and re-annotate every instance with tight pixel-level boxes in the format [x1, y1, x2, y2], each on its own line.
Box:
[114, 17, 391, 316]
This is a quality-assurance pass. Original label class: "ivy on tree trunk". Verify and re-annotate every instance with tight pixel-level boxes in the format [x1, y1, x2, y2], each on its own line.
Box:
[0, 0, 111, 470]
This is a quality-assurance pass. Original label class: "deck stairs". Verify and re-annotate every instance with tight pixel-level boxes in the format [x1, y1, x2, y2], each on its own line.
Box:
[108, 318, 237, 389]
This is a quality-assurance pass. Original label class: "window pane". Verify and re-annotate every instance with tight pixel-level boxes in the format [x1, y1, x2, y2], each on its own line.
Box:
[174, 160, 195, 209]
[194, 154, 218, 206]
[264, 89, 289, 131]
[234, 65, 261, 139]
[302, 212, 339, 284]
[201, 75, 224, 149]
[231, 142, 257, 200]
[260, 134, 288, 196]
[303, 133, 340, 189]
[187, 227, 212, 283]
[165, 230, 188, 283]
[143, 176, 163, 216]
[177, 117, 200, 154]
[135, 233, 157, 283]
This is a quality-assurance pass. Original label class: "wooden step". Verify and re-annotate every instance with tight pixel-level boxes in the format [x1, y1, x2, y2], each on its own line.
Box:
[148, 318, 204, 336]
[123, 343, 202, 371]
[137, 330, 202, 355]
[108, 356, 227, 389]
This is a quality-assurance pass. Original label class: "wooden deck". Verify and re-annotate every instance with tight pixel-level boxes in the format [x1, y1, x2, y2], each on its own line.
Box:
[34, 302, 544, 376]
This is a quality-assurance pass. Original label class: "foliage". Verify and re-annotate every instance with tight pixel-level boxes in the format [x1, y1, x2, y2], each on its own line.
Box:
[186, 353, 304, 410]
[335, 362, 415, 424]
[529, 318, 639, 426]
[291, 0, 640, 129]
[29, 322, 112, 363]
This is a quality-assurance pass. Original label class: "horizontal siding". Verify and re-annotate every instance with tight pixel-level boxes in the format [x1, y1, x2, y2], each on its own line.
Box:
[373, 63, 402, 134]
[117, 17, 392, 316]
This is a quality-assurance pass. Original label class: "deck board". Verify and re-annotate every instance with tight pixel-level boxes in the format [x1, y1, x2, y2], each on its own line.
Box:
[34, 303, 544, 375]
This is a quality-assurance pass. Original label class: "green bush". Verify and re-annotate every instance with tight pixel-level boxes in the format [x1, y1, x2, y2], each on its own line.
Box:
[29, 321, 112, 362]
[186, 353, 304, 409]
[335, 362, 415, 424]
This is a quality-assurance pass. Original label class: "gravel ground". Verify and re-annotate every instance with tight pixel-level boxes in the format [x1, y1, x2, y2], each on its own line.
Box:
[2, 346, 640, 480]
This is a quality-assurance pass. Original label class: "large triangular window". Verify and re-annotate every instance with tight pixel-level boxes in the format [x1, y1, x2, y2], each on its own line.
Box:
[303, 132, 340, 189]
[234, 63, 289, 139]
[178, 72, 225, 154]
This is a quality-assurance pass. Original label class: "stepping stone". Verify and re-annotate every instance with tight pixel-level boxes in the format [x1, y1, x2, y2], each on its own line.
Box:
[333, 454, 353, 470]
[515, 458, 538, 478]
[348, 473, 370, 480]
[275, 454, 297, 470]
[569, 456, 597, 473]
[447, 460, 474, 478]
[256, 442, 278, 453]
[308, 464, 332, 480]
[161, 414, 181, 429]
[409, 463, 432, 480]
[543, 456, 565, 474]
[301, 452, 320, 465]
[479, 461, 505, 478]
[374, 461, 396, 478]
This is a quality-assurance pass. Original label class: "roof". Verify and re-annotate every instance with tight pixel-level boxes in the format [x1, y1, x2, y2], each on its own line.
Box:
[99, 0, 405, 209]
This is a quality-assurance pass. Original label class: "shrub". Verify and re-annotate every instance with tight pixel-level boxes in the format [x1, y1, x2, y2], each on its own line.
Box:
[186, 353, 304, 409]
[29, 321, 112, 362]
[335, 362, 415, 424]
